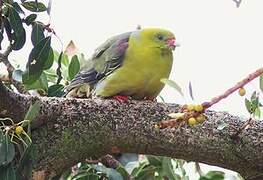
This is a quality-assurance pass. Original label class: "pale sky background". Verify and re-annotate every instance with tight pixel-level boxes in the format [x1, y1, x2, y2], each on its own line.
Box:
[2, 0, 263, 179]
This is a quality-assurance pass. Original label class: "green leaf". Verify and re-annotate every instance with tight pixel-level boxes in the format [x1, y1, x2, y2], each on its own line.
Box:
[72, 172, 99, 180]
[25, 72, 48, 91]
[199, 171, 224, 180]
[125, 161, 140, 174]
[0, 130, 15, 166]
[16, 145, 33, 179]
[23, 36, 51, 84]
[8, 5, 26, 50]
[23, 100, 41, 124]
[47, 84, 64, 97]
[12, 69, 23, 82]
[22, 70, 42, 85]
[0, 164, 16, 180]
[161, 78, 184, 96]
[134, 165, 156, 180]
[12, 28, 26, 50]
[4, 18, 12, 42]
[161, 157, 180, 180]
[260, 74, 263, 92]
[146, 155, 162, 167]
[22, 1, 47, 12]
[254, 107, 261, 118]
[43, 48, 54, 70]
[12, 2, 25, 14]
[116, 165, 129, 180]
[45, 69, 57, 83]
[249, 92, 259, 115]
[56, 52, 63, 84]
[31, 22, 45, 46]
[131, 161, 148, 177]
[24, 14, 37, 25]
[62, 53, 69, 66]
[245, 98, 252, 114]
[8, 4, 24, 36]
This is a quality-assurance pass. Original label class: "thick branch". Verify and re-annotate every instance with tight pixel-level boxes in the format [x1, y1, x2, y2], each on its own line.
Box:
[0, 82, 262, 180]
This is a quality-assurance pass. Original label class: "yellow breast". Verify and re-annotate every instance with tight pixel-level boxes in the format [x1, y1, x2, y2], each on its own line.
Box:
[95, 43, 173, 99]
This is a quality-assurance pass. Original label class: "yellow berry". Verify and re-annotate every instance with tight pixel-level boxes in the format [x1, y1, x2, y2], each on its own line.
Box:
[238, 87, 246, 96]
[15, 126, 23, 135]
[196, 114, 206, 123]
[188, 117, 197, 126]
[194, 104, 204, 112]
[187, 104, 195, 111]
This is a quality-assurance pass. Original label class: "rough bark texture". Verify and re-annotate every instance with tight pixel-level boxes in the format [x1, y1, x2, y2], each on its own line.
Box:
[0, 82, 263, 180]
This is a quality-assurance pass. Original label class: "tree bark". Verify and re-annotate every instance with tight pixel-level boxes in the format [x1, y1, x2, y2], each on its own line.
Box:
[0, 82, 262, 180]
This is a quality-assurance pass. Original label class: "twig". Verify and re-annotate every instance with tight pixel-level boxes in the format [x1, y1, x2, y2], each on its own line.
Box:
[159, 67, 263, 128]
[0, 45, 28, 94]
[203, 67, 263, 109]
[231, 117, 253, 138]
[195, 162, 203, 177]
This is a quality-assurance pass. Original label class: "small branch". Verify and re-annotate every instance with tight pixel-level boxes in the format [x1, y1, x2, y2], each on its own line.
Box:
[203, 67, 263, 109]
[231, 117, 254, 138]
[0, 45, 28, 94]
[159, 67, 263, 129]
[195, 162, 203, 177]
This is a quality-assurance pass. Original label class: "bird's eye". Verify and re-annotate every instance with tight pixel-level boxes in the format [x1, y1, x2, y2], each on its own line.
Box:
[157, 34, 164, 41]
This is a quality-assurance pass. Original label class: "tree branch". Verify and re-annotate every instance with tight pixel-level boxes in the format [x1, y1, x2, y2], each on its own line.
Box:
[0, 82, 262, 180]
[0, 45, 28, 94]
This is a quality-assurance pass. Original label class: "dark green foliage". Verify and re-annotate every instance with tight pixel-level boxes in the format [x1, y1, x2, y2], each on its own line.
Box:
[199, 171, 225, 180]
[24, 14, 37, 25]
[31, 22, 45, 46]
[68, 55, 80, 80]
[22, 36, 51, 84]
[21, 1, 47, 12]
[0, 130, 15, 166]
[8, 4, 26, 50]
[47, 84, 64, 97]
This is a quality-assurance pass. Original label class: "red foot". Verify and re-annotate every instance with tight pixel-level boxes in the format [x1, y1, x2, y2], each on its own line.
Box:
[113, 95, 129, 103]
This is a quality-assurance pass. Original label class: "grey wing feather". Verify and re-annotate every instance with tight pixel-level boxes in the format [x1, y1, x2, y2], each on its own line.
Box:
[65, 31, 132, 93]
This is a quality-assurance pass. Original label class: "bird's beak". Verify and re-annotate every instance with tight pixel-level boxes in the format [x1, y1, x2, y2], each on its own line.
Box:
[166, 38, 180, 50]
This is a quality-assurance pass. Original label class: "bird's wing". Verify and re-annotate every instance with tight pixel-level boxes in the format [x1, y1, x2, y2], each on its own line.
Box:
[65, 32, 132, 93]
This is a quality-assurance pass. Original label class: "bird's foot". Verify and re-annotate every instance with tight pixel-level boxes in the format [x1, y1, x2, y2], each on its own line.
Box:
[112, 95, 130, 103]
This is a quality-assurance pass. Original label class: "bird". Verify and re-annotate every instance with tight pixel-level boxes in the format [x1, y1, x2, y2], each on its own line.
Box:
[65, 28, 178, 101]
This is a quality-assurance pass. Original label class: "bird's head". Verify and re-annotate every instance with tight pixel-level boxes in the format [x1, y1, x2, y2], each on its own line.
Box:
[134, 28, 179, 51]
